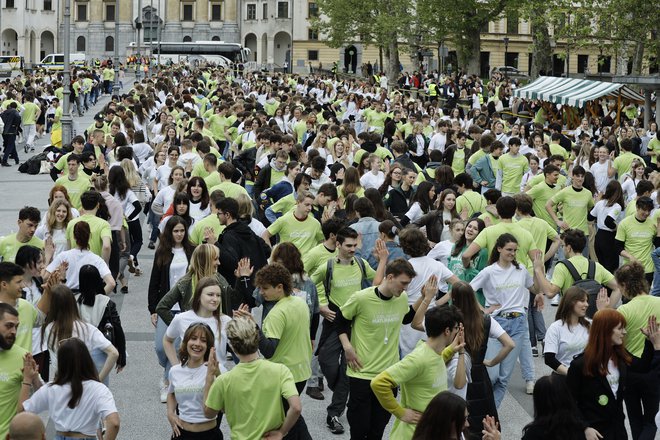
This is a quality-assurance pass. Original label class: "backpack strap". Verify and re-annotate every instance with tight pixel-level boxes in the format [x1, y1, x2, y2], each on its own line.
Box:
[559, 259, 582, 282]
[586, 260, 596, 280]
[354, 257, 368, 282]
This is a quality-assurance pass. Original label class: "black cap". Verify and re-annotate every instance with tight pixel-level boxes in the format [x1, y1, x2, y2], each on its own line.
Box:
[94, 113, 104, 121]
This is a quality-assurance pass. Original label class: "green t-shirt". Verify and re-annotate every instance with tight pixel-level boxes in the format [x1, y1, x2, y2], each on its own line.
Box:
[549, 143, 569, 161]
[366, 111, 388, 132]
[66, 214, 112, 258]
[189, 213, 225, 245]
[526, 173, 567, 189]
[208, 182, 249, 200]
[191, 161, 210, 179]
[550, 186, 594, 234]
[205, 359, 297, 440]
[613, 152, 643, 181]
[51, 107, 63, 132]
[263, 295, 312, 382]
[204, 172, 222, 190]
[270, 194, 296, 216]
[468, 149, 486, 166]
[54, 175, 92, 210]
[384, 342, 448, 440]
[455, 191, 486, 219]
[615, 215, 656, 273]
[341, 287, 409, 380]
[311, 258, 376, 308]
[618, 295, 660, 357]
[21, 102, 39, 125]
[0, 234, 44, 263]
[451, 147, 466, 176]
[496, 153, 528, 194]
[526, 180, 562, 227]
[648, 138, 660, 165]
[516, 217, 558, 257]
[550, 255, 614, 294]
[267, 212, 323, 255]
[0, 344, 29, 439]
[302, 243, 336, 275]
[473, 222, 537, 272]
[446, 245, 488, 305]
[16, 298, 38, 352]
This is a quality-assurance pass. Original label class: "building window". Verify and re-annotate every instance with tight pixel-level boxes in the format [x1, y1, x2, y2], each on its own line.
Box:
[577, 54, 588, 73]
[105, 3, 115, 21]
[105, 36, 114, 52]
[43, 0, 52, 10]
[308, 50, 318, 61]
[308, 28, 318, 40]
[212, 36, 220, 41]
[246, 3, 256, 20]
[597, 55, 611, 73]
[6, 0, 14, 7]
[183, 36, 192, 42]
[76, 36, 86, 51]
[506, 10, 519, 34]
[308, 2, 317, 17]
[262, 3, 267, 19]
[76, 3, 87, 21]
[210, 3, 221, 20]
[277, 1, 288, 18]
[182, 3, 193, 21]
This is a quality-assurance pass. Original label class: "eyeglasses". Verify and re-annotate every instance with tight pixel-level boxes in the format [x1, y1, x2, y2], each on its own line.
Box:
[392, 171, 402, 175]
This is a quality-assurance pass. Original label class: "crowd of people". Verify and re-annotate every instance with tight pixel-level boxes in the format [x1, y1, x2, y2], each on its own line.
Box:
[0, 62, 659, 440]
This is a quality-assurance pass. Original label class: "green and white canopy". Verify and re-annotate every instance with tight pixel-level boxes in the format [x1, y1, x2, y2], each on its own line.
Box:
[512, 76, 644, 108]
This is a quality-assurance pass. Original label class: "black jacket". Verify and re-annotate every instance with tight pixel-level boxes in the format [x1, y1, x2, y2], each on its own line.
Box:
[148, 247, 194, 314]
[1, 108, 22, 135]
[385, 185, 415, 220]
[567, 353, 628, 440]
[215, 219, 270, 286]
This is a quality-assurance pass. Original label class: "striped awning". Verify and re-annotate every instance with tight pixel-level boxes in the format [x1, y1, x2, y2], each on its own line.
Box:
[512, 76, 644, 108]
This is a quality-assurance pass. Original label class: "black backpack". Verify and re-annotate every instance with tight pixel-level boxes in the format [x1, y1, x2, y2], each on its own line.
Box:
[18, 152, 48, 175]
[558, 259, 602, 318]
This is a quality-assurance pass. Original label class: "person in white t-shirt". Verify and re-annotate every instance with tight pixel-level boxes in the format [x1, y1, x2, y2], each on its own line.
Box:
[164, 277, 231, 373]
[42, 285, 119, 384]
[543, 287, 590, 375]
[470, 233, 544, 407]
[167, 322, 222, 439]
[589, 146, 615, 194]
[359, 154, 385, 190]
[20, 338, 120, 440]
[398, 228, 460, 357]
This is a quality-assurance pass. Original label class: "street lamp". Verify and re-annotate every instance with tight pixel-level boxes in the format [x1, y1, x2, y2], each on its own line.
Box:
[503, 37, 510, 80]
[61, 0, 73, 145]
[112, 2, 120, 95]
[136, 0, 142, 81]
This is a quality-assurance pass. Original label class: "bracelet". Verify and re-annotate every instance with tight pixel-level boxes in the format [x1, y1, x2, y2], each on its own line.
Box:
[458, 352, 465, 355]
[22, 382, 32, 386]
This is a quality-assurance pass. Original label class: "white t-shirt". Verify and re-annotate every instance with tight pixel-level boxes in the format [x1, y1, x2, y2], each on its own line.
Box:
[470, 262, 533, 314]
[35, 226, 69, 258]
[249, 217, 267, 237]
[46, 249, 111, 290]
[168, 247, 189, 311]
[399, 256, 454, 356]
[44, 321, 113, 373]
[189, 201, 211, 223]
[590, 161, 612, 194]
[114, 189, 139, 219]
[178, 152, 201, 169]
[606, 359, 620, 395]
[23, 380, 117, 437]
[165, 310, 231, 372]
[153, 185, 176, 216]
[131, 142, 153, 162]
[168, 363, 216, 424]
[404, 202, 425, 224]
[360, 171, 385, 190]
[427, 240, 454, 267]
[543, 319, 589, 368]
[590, 200, 623, 232]
[156, 164, 174, 190]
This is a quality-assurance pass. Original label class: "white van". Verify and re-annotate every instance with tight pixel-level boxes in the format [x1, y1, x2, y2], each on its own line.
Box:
[38, 53, 86, 71]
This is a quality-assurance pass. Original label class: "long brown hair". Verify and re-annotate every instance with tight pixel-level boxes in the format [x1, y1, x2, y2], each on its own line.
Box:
[46, 199, 73, 233]
[450, 281, 484, 356]
[53, 338, 100, 408]
[41, 285, 85, 351]
[178, 322, 215, 366]
[555, 287, 591, 330]
[582, 309, 631, 377]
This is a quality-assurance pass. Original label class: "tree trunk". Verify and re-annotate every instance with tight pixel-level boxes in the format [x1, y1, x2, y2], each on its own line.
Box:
[530, 19, 552, 78]
[631, 41, 644, 75]
[387, 40, 400, 90]
[457, 23, 481, 76]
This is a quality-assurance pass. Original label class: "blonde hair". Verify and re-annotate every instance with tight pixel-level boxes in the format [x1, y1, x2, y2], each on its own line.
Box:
[121, 158, 142, 187]
[226, 316, 259, 355]
[92, 174, 109, 192]
[47, 199, 73, 233]
[236, 193, 254, 219]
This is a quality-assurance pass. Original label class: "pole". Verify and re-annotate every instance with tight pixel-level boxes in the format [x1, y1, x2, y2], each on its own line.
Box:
[61, 0, 73, 145]
[112, 0, 120, 94]
[150, 0, 153, 64]
[157, 0, 161, 67]
[503, 37, 509, 80]
[136, 0, 142, 81]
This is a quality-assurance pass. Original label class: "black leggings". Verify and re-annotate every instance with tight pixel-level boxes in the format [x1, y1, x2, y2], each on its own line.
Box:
[171, 427, 221, 440]
[281, 381, 312, 440]
[127, 219, 143, 265]
[594, 229, 618, 274]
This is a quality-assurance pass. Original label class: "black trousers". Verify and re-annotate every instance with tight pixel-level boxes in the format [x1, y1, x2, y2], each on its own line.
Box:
[127, 219, 143, 265]
[171, 427, 221, 440]
[281, 381, 312, 440]
[625, 369, 659, 440]
[317, 325, 350, 419]
[109, 230, 121, 281]
[347, 377, 395, 440]
[594, 229, 618, 274]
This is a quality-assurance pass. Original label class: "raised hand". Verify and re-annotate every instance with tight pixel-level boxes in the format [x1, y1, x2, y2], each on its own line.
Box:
[234, 258, 254, 278]
[421, 275, 438, 301]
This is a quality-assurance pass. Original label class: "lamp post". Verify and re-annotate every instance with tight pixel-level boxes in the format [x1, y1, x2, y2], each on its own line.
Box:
[503, 36, 510, 80]
[61, 0, 73, 145]
[136, 0, 142, 81]
[112, 1, 120, 95]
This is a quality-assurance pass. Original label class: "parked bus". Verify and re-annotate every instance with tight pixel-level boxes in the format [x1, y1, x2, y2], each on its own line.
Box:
[128, 41, 250, 66]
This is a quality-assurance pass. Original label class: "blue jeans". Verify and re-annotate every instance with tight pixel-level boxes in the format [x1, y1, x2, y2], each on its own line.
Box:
[148, 210, 160, 242]
[91, 348, 109, 386]
[651, 247, 660, 296]
[487, 314, 534, 407]
[55, 436, 95, 440]
[155, 315, 181, 380]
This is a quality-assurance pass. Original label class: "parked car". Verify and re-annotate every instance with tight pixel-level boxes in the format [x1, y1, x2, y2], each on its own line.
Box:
[491, 66, 528, 79]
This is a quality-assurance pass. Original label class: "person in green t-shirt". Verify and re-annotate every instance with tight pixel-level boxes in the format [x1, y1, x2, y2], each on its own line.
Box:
[20, 93, 41, 153]
[615, 196, 658, 279]
[54, 155, 92, 210]
[454, 173, 487, 220]
[0, 207, 44, 263]
[371, 291, 463, 440]
[496, 137, 528, 196]
[526, 164, 563, 227]
[203, 316, 302, 440]
[546, 165, 595, 244]
[263, 191, 323, 255]
[338, 259, 429, 440]
[65, 191, 112, 263]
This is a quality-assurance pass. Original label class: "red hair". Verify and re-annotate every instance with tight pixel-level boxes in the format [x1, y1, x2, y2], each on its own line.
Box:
[582, 309, 631, 377]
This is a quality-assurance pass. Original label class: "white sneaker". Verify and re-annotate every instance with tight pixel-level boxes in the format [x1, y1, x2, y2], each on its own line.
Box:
[160, 380, 168, 403]
[551, 295, 560, 306]
[526, 381, 535, 395]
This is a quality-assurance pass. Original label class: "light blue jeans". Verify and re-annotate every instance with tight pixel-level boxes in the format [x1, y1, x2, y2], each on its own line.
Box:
[651, 247, 660, 297]
[91, 348, 109, 386]
[55, 436, 95, 440]
[155, 315, 181, 381]
[486, 314, 534, 407]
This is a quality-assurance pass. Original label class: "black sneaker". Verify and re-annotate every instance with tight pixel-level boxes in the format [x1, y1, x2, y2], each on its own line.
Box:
[305, 386, 324, 400]
[532, 347, 539, 357]
[327, 416, 344, 434]
[318, 377, 324, 391]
